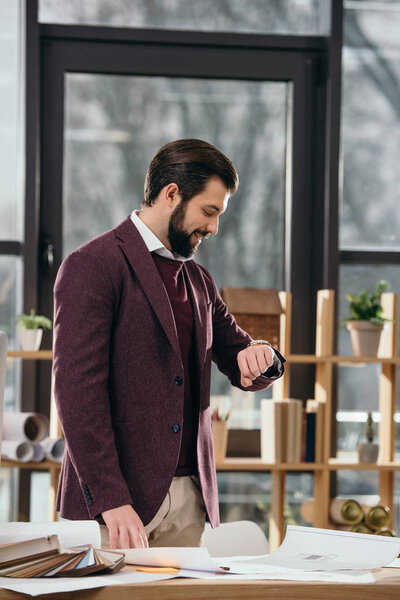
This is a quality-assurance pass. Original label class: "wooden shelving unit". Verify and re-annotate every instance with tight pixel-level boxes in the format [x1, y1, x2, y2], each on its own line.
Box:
[216, 289, 399, 551]
[3, 349, 60, 521]
[4, 290, 399, 548]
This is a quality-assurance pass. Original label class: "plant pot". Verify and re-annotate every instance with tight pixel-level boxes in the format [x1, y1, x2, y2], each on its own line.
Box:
[357, 442, 379, 464]
[18, 327, 43, 351]
[346, 321, 384, 357]
[212, 421, 228, 464]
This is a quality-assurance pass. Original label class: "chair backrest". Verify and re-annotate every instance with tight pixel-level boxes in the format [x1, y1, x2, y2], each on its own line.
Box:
[0, 331, 8, 461]
[202, 520, 269, 557]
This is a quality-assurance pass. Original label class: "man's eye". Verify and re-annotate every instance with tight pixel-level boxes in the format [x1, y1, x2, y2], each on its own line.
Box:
[203, 210, 213, 216]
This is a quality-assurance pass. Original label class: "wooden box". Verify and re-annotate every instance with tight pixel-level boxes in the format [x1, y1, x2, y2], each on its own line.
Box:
[221, 287, 283, 349]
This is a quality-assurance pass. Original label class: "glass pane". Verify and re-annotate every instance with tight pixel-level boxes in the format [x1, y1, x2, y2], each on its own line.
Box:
[63, 74, 287, 286]
[0, 0, 24, 240]
[0, 255, 22, 522]
[217, 472, 271, 539]
[0, 469, 18, 521]
[0, 255, 23, 411]
[40, 0, 329, 35]
[285, 472, 314, 528]
[30, 472, 51, 521]
[63, 73, 288, 402]
[338, 265, 400, 460]
[340, 1, 400, 250]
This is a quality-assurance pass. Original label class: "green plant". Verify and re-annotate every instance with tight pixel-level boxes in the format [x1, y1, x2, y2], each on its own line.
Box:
[16, 309, 52, 330]
[343, 280, 392, 324]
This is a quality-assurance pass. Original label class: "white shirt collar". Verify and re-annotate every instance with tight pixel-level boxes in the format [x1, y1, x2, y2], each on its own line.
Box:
[130, 209, 192, 262]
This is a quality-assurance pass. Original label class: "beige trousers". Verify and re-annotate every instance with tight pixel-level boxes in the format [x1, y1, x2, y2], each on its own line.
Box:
[100, 475, 206, 549]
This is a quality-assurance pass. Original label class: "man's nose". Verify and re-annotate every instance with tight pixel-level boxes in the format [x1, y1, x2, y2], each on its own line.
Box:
[207, 217, 219, 236]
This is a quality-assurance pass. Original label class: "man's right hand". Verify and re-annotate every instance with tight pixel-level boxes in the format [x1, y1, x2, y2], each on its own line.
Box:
[102, 504, 149, 549]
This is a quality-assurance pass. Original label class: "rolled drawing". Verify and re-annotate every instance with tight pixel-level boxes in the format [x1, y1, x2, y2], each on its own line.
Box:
[3, 412, 49, 442]
[40, 437, 65, 462]
[1, 440, 34, 462]
[32, 442, 45, 462]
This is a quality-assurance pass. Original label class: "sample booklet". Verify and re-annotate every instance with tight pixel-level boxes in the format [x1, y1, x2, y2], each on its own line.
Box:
[0, 535, 124, 578]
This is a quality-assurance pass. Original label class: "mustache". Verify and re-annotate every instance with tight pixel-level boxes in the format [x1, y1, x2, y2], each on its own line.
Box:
[194, 231, 211, 239]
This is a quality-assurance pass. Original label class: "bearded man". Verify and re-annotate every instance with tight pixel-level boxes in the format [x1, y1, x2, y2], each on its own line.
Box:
[53, 138, 285, 550]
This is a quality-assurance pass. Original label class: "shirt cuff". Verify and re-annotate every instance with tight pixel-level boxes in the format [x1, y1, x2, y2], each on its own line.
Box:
[261, 348, 284, 379]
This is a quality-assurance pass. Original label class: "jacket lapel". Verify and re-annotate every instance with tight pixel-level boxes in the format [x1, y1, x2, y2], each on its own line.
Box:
[114, 217, 182, 367]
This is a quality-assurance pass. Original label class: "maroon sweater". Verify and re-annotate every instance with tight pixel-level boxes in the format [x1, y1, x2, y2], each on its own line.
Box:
[152, 253, 198, 476]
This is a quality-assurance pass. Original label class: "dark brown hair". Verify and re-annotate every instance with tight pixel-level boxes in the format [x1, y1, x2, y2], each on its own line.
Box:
[143, 139, 239, 207]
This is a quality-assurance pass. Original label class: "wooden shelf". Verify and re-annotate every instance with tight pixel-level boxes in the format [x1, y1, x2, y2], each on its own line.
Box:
[328, 459, 400, 470]
[7, 350, 53, 360]
[216, 458, 400, 472]
[286, 354, 400, 364]
[216, 459, 325, 471]
[7, 350, 400, 364]
[1, 459, 61, 470]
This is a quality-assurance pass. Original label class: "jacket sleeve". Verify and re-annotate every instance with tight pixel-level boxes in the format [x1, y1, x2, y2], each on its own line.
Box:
[53, 249, 133, 518]
[199, 265, 286, 392]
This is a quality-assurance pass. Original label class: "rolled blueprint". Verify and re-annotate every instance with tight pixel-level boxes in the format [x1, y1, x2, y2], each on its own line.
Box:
[301, 498, 364, 525]
[32, 442, 45, 462]
[39, 436, 65, 462]
[3, 412, 49, 442]
[1, 440, 34, 462]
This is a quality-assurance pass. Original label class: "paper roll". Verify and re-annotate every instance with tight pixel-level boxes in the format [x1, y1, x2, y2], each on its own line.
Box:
[1, 440, 34, 462]
[39, 437, 65, 462]
[3, 412, 49, 442]
[32, 442, 45, 462]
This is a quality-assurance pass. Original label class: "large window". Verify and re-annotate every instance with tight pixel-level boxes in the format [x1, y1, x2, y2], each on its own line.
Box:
[338, 0, 400, 531]
[39, 0, 330, 35]
[0, 0, 25, 520]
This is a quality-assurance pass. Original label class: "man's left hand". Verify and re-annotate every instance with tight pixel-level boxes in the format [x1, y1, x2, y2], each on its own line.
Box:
[237, 344, 274, 387]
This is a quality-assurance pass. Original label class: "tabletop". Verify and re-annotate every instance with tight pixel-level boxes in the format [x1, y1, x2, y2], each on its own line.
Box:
[0, 567, 399, 600]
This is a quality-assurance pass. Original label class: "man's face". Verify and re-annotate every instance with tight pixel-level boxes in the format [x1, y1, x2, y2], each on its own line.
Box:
[168, 176, 229, 258]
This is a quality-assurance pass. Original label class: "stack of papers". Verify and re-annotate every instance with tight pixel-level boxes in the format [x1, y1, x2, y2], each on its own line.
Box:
[123, 525, 400, 582]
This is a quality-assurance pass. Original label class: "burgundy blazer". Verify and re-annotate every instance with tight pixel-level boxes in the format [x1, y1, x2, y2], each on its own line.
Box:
[53, 216, 285, 527]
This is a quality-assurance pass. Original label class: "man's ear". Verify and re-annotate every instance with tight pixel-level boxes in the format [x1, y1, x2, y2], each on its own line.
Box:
[164, 183, 181, 209]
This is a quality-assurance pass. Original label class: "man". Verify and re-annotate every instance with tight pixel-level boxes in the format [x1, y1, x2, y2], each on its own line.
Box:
[53, 138, 285, 550]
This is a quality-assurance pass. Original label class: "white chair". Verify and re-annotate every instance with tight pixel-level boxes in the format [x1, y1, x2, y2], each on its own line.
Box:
[202, 520, 269, 557]
[0, 331, 8, 461]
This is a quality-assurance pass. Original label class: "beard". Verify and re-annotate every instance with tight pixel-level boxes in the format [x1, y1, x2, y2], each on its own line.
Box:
[168, 201, 207, 258]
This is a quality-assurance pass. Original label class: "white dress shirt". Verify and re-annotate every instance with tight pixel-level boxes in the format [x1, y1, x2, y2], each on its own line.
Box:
[130, 209, 192, 262]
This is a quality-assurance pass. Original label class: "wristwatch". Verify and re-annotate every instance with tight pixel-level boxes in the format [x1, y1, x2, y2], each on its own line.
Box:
[247, 339, 273, 348]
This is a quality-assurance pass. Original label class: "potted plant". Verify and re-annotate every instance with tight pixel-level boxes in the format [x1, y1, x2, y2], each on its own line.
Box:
[16, 309, 52, 351]
[343, 280, 391, 357]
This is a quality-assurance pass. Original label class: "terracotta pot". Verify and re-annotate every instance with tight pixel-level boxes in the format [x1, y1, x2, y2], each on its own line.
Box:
[357, 442, 379, 464]
[346, 321, 384, 357]
[18, 327, 43, 351]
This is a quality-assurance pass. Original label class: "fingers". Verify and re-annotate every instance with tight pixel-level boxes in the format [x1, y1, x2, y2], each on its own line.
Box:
[109, 526, 119, 550]
[238, 346, 274, 387]
[108, 525, 148, 549]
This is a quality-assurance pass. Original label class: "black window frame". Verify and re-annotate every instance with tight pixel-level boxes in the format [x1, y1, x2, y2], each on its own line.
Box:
[19, 0, 344, 519]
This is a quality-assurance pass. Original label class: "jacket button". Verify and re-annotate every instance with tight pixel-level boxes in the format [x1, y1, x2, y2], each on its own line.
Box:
[174, 376, 183, 385]
[172, 424, 181, 433]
